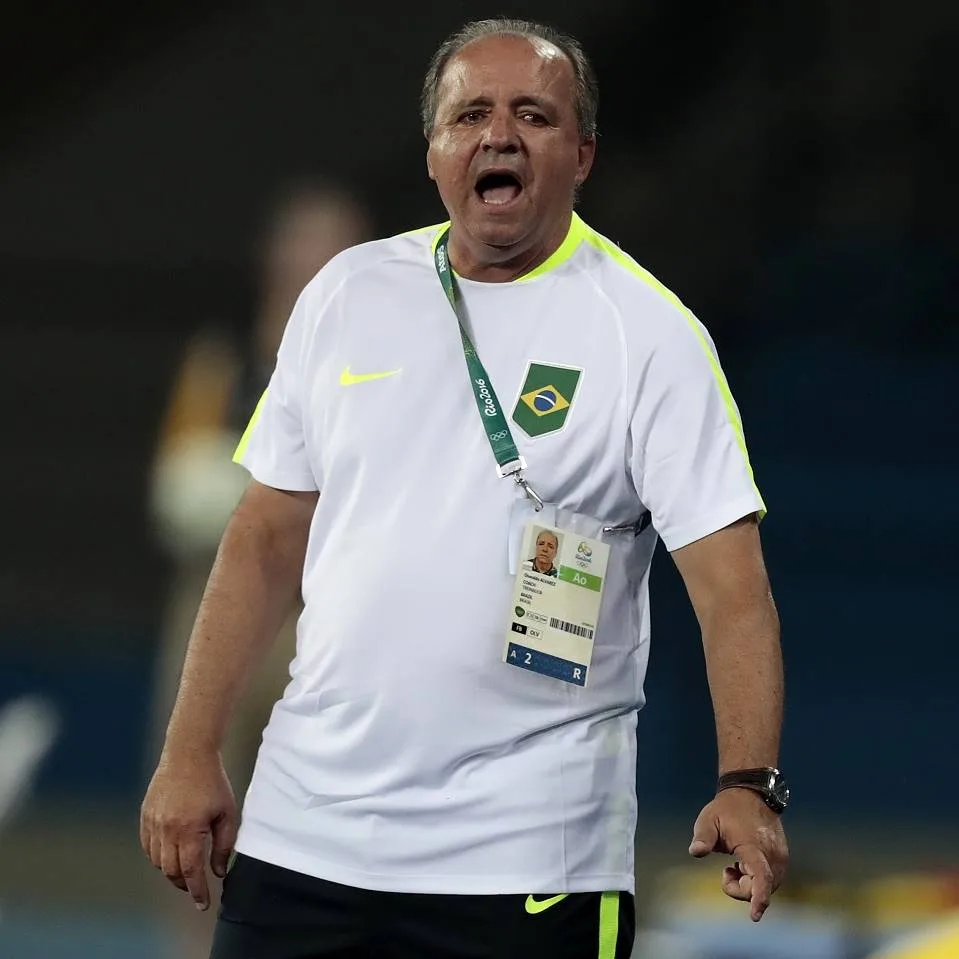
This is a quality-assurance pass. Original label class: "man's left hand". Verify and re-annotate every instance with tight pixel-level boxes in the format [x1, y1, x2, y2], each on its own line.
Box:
[688, 788, 789, 922]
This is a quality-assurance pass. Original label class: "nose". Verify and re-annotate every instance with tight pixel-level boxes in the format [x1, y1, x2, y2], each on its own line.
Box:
[481, 111, 520, 153]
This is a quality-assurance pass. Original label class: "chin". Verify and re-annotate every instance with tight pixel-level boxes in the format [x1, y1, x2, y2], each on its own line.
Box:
[459, 191, 536, 246]
[466, 214, 531, 250]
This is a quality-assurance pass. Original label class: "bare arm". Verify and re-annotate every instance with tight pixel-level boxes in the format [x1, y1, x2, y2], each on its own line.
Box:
[162, 479, 317, 758]
[671, 514, 788, 921]
[142, 478, 317, 910]
[671, 514, 783, 773]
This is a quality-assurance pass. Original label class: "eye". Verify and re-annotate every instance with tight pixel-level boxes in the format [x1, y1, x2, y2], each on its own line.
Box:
[458, 110, 485, 124]
[520, 111, 548, 125]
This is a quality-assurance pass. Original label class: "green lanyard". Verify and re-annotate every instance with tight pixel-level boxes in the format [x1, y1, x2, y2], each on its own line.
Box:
[434, 227, 543, 510]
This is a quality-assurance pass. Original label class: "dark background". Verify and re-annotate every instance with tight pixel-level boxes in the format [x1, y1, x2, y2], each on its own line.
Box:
[0, 1, 956, 955]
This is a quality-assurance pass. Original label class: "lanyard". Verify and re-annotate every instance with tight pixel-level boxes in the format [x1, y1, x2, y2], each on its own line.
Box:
[433, 227, 543, 510]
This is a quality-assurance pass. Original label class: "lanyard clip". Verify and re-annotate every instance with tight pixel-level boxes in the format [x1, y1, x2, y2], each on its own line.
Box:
[514, 473, 544, 512]
[496, 457, 527, 478]
[497, 457, 542, 511]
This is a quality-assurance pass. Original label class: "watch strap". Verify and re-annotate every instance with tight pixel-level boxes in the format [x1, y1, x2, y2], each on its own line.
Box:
[717, 767, 777, 791]
[717, 766, 788, 813]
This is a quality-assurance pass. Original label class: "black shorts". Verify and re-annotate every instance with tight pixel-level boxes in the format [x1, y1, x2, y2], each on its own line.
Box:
[210, 854, 635, 959]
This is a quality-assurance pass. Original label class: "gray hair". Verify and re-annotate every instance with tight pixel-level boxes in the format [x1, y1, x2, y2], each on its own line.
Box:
[421, 19, 599, 140]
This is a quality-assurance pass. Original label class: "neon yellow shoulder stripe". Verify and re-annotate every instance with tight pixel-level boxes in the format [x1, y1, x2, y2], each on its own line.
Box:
[583, 225, 766, 518]
[232, 389, 268, 463]
[516, 212, 588, 282]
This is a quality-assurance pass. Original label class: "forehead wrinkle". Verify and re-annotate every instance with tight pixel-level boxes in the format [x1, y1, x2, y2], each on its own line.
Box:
[441, 34, 572, 98]
[438, 49, 574, 121]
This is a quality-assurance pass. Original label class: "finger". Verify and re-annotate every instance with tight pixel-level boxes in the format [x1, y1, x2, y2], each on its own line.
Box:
[730, 845, 774, 921]
[210, 811, 238, 879]
[159, 833, 188, 893]
[749, 865, 773, 922]
[722, 862, 751, 902]
[688, 811, 719, 858]
[179, 834, 211, 910]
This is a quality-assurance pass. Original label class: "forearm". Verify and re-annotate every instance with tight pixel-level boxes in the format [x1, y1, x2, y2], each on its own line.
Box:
[701, 593, 783, 774]
[162, 504, 304, 758]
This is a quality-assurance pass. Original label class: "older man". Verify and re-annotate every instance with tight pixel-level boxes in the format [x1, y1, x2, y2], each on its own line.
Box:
[523, 529, 559, 576]
[141, 18, 788, 959]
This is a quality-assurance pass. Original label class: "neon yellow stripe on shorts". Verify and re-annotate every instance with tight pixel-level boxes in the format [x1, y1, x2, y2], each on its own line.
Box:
[232, 389, 268, 463]
[598, 891, 619, 959]
[583, 227, 766, 519]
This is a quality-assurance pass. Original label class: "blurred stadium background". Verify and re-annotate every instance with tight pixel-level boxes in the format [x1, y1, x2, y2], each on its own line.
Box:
[0, 2, 956, 957]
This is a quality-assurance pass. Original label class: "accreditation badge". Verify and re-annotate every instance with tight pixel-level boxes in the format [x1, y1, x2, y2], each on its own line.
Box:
[503, 522, 609, 687]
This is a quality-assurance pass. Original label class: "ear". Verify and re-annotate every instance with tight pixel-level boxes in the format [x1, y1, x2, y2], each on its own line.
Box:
[426, 142, 436, 182]
[574, 137, 597, 186]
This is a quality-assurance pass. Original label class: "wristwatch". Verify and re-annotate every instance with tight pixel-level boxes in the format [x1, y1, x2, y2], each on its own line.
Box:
[717, 767, 790, 814]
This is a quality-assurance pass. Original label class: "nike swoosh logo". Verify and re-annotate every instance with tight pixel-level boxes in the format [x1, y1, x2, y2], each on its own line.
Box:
[339, 365, 401, 387]
[524, 894, 569, 915]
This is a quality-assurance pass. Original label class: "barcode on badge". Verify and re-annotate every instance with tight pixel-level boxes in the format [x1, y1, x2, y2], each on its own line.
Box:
[549, 617, 594, 640]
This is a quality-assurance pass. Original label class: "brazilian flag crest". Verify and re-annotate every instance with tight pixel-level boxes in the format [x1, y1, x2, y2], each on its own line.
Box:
[511, 362, 582, 438]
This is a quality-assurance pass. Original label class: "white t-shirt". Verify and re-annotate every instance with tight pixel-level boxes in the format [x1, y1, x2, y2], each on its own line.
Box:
[233, 213, 765, 895]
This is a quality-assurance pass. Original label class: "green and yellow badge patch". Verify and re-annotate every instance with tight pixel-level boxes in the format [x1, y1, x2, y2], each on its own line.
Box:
[511, 362, 582, 438]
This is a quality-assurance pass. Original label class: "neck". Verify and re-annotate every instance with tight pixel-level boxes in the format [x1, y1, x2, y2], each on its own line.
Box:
[447, 213, 572, 283]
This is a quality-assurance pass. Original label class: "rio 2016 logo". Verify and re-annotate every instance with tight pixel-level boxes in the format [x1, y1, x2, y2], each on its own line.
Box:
[474, 378, 497, 417]
[575, 541, 593, 568]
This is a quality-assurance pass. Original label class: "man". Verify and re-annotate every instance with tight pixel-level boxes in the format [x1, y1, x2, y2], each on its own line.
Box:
[140, 18, 788, 959]
[522, 529, 559, 576]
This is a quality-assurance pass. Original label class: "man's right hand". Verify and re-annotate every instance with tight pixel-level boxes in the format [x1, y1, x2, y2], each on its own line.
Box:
[140, 748, 238, 911]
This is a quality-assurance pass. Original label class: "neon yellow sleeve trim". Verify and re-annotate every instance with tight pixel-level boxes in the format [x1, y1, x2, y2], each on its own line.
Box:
[232, 389, 268, 463]
[597, 890, 620, 959]
[583, 227, 766, 520]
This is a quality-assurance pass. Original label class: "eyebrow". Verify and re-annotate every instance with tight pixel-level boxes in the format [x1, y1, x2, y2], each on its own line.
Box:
[450, 95, 556, 114]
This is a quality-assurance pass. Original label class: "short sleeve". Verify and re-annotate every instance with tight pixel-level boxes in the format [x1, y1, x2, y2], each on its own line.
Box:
[629, 315, 765, 551]
[233, 293, 319, 492]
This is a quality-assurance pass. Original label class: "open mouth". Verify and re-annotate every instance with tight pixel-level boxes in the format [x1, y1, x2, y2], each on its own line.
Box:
[475, 171, 523, 206]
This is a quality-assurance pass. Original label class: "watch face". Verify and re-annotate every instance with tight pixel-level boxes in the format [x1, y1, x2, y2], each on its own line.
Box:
[770, 775, 790, 811]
